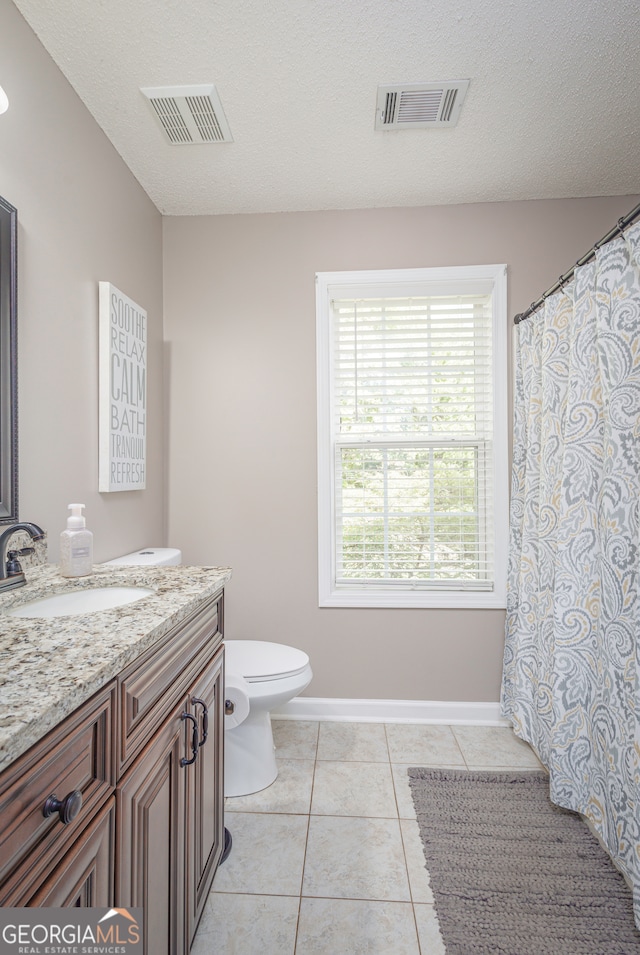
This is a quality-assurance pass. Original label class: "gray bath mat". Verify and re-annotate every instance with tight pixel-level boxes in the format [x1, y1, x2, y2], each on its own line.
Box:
[408, 768, 640, 955]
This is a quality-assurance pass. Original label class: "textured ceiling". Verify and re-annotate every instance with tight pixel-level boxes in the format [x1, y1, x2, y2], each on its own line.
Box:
[12, 0, 640, 216]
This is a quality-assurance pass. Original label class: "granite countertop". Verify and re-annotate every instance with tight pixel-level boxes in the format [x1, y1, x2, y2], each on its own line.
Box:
[0, 562, 232, 772]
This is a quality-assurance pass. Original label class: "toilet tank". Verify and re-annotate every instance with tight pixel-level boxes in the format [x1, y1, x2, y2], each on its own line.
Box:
[104, 547, 182, 567]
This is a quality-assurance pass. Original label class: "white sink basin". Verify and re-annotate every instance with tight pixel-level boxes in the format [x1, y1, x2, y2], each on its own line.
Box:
[6, 586, 155, 618]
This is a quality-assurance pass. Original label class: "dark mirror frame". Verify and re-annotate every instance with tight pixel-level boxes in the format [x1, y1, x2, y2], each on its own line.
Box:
[0, 195, 18, 524]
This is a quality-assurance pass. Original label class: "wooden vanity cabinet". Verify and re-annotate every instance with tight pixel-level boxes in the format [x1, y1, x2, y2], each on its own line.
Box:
[116, 643, 224, 954]
[0, 589, 225, 955]
[185, 647, 224, 946]
[0, 681, 116, 906]
[117, 693, 187, 953]
[116, 591, 225, 954]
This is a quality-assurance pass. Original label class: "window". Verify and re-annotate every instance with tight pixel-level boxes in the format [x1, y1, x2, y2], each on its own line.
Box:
[316, 266, 508, 608]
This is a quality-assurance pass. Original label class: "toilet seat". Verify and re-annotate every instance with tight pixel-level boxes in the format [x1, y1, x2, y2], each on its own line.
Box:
[224, 640, 310, 683]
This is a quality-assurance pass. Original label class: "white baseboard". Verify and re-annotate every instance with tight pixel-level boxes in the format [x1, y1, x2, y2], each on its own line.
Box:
[271, 696, 509, 726]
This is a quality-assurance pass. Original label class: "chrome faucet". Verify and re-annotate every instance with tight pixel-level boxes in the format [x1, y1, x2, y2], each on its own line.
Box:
[0, 522, 46, 593]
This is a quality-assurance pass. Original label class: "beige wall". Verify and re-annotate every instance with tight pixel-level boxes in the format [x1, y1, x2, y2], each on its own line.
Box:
[0, 2, 165, 561]
[5, 3, 635, 703]
[163, 195, 638, 702]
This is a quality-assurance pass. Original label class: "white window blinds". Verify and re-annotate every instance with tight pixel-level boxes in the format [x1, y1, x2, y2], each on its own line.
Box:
[331, 294, 494, 590]
[316, 266, 508, 608]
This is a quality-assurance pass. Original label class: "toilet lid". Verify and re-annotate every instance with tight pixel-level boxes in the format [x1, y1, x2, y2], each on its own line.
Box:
[224, 640, 310, 682]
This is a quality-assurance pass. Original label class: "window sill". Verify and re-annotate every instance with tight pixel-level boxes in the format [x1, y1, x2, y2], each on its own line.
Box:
[319, 588, 507, 609]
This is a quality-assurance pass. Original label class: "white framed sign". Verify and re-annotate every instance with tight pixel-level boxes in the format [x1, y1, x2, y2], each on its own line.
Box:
[99, 282, 147, 491]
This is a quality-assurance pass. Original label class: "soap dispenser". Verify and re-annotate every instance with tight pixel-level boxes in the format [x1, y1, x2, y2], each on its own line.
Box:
[59, 503, 93, 578]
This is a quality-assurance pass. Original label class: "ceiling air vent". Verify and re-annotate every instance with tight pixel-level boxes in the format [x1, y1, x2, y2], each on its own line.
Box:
[140, 84, 233, 144]
[375, 81, 469, 130]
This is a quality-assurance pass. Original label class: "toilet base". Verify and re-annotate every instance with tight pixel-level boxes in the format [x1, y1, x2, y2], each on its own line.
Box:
[223, 655, 312, 798]
[224, 710, 278, 797]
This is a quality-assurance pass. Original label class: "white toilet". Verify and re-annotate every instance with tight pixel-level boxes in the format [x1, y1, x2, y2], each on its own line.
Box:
[105, 549, 312, 799]
[224, 640, 312, 797]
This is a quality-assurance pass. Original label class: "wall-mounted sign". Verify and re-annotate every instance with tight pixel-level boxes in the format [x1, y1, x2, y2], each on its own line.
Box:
[99, 282, 147, 491]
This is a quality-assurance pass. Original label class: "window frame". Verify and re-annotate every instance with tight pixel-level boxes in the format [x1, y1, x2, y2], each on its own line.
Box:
[316, 265, 508, 609]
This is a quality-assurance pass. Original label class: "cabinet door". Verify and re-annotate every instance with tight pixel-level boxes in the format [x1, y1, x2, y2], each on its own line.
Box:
[2, 797, 115, 907]
[186, 646, 225, 945]
[118, 595, 223, 775]
[29, 798, 116, 907]
[116, 699, 188, 955]
[0, 682, 115, 898]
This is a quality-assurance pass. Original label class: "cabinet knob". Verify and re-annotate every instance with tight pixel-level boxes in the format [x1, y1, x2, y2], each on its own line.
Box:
[225, 699, 235, 715]
[43, 790, 83, 825]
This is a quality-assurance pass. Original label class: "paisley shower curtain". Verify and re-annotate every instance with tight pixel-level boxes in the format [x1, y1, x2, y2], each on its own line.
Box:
[501, 223, 640, 926]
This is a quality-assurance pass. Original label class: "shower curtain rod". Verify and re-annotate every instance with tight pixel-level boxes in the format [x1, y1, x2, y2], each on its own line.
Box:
[513, 199, 640, 325]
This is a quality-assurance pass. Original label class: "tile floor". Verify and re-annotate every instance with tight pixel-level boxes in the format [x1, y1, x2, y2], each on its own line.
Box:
[192, 720, 543, 955]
